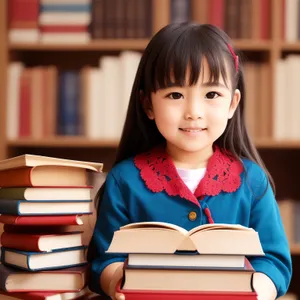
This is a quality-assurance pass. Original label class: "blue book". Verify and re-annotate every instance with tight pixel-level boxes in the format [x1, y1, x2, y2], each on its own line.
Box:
[1, 246, 87, 271]
[57, 71, 81, 136]
[0, 199, 92, 215]
[40, 4, 91, 13]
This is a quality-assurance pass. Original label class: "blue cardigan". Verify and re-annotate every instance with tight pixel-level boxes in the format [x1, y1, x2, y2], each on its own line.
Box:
[90, 149, 292, 298]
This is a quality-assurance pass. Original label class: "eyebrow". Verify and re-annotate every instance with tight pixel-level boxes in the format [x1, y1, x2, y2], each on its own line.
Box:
[201, 82, 228, 89]
[162, 82, 228, 89]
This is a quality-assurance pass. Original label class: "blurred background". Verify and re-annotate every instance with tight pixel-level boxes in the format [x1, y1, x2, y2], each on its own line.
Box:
[0, 0, 300, 298]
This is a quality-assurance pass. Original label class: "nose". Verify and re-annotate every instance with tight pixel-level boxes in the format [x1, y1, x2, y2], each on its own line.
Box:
[184, 95, 204, 120]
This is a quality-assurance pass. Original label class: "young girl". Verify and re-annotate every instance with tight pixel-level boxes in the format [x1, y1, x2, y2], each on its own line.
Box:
[88, 23, 292, 300]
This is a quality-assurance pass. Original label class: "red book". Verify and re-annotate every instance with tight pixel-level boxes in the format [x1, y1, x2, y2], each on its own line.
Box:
[8, 0, 39, 27]
[19, 69, 31, 137]
[0, 166, 88, 187]
[1, 231, 83, 252]
[260, 0, 270, 39]
[117, 281, 257, 300]
[40, 25, 88, 33]
[0, 215, 84, 226]
[208, 0, 225, 30]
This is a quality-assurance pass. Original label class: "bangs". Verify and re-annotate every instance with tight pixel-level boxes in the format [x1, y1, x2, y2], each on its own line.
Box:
[150, 25, 230, 92]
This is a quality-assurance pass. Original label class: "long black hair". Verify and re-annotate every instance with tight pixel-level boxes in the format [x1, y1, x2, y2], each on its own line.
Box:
[87, 23, 274, 262]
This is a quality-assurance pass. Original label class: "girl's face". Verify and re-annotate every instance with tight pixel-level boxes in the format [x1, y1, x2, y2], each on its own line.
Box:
[146, 59, 240, 157]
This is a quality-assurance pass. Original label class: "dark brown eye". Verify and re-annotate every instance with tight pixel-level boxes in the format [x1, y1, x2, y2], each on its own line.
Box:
[205, 92, 220, 99]
[167, 92, 183, 100]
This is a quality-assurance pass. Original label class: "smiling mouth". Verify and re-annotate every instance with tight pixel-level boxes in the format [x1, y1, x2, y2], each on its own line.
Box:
[179, 128, 206, 132]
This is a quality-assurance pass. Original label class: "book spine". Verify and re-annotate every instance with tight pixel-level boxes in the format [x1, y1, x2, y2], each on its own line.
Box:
[57, 71, 81, 135]
[0, 200, 20, 215]
[91, 0, 105, 39]
[1, 232, 41, 251]
[0, 215, 83, 226]
[40, 4, 91, 12]
[0, 168, 33, 187]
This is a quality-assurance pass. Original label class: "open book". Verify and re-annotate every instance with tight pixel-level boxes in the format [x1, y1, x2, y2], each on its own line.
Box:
[107, 222, 265, 255]
[0, 154, 103, 172]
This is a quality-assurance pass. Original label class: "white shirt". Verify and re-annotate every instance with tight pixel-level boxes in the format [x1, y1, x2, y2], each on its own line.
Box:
[176, 167, 206, 193]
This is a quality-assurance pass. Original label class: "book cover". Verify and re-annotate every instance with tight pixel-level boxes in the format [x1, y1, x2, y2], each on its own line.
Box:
[0, 215, 84, 226]
[1, 231, 84, 252]
[1, 246, 87, 271]
[0, 264, 87, 292]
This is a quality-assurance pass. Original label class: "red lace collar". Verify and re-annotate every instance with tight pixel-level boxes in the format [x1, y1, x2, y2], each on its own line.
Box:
[133, 145, 243, 206]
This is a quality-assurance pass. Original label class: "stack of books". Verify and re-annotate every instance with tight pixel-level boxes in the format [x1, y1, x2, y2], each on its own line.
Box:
[0, 154, 103, 300]
[107, 222, 265, 300]
[39, 0, 92, 44]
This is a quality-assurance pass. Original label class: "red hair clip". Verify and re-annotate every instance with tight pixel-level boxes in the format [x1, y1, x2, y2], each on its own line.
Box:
[227, 44, 239, 72]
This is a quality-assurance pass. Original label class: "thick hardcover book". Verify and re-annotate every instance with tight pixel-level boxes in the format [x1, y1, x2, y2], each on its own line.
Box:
[117, 281, 257, 300]
[0, 167, 89, 187]
[1, 231, 84, 252]
[1, 246, 87, 271]
[0, 199, 92, 215]
[0, 215, 84, 226]
[0, 264, 87, 292]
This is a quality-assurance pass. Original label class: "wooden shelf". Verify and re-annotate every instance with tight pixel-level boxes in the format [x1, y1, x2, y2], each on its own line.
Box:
[255, 139, 300, 149]
[9, 39, 149, 51]
[8, 39, 272, 52]
[7, 137, 119, 148]
[291, 245, 300, 255]
[281, 42, 300, 51]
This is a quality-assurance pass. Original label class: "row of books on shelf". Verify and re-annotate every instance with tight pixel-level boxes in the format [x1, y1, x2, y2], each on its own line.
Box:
[243, 55, 300, 141]
[8, 0, 152, 43]
[8, 56, 292, 142]
[6, 51, 141, 140]
[0, 154, 104, 299]
[8, 0, 275, 44]
[274, 55, 300, 140]
[175, 0, 270, 40]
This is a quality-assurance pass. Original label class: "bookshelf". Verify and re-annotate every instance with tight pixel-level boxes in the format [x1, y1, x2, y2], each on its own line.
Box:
[1, 0, 300, 296]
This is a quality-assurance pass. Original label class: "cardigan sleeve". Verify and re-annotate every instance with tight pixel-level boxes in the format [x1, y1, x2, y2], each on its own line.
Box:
[247, 165, 292, 298]
[89, 170, 129, 296]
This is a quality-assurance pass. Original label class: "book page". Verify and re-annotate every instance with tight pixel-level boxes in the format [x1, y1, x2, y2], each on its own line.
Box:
[120, 222, 188, 234]
[188, 223, 253, 236]
[0, 154, 103, 172]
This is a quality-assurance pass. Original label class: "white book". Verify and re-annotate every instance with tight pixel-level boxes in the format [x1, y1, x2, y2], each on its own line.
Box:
[285, 0, 298, 42]
[9, 29, 40, 43]
[86, 68, 105, 139]
[285, 56, 300, 139]
[119, 51, 142, 135]
[273, 59, 286, 140]
[39, 12, 91, 25]
[40, 33, 90, 44]
[6, 63, 23, 140]
[128, 253, 246, 268]
[100, 56, 121, 139]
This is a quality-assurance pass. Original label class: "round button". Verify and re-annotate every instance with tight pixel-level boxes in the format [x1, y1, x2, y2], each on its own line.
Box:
[188, 211, 197, 221]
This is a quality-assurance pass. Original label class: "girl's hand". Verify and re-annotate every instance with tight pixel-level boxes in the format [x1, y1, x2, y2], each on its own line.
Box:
[253, 272, 277, 300]
[109, 263, 125, 300]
